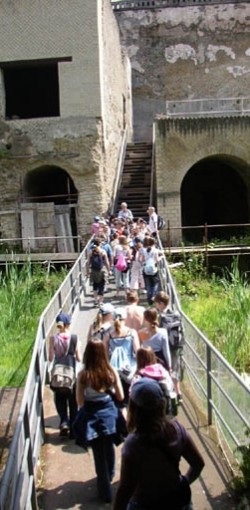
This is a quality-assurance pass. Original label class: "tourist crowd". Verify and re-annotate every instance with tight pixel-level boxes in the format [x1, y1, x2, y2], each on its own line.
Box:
[49, 202, 205, 509]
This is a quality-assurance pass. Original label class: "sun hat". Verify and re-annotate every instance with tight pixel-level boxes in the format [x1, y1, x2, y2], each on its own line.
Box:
[99, 303, 115, 315]
[130, 377, 165, 408]
[56, 312, 72, 327]
[113, 307, 127, 320]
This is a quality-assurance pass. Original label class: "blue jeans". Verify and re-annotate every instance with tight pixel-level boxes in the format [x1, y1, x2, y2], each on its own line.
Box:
[91, 435, 115, 502]
[143, 272, 160, 305]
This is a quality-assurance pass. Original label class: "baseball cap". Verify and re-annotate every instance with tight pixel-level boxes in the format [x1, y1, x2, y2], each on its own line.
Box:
[94, 215, 100, 221]
[113, 307, 127, 320]
[56, 312, 72, 326]
[130, 377, 165, 408]
[99, 303, 115, 315]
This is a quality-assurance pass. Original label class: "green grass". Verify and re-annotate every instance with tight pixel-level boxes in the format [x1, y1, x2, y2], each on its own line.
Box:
[172, 256, 250, 372]
[0, 262, 67, 387]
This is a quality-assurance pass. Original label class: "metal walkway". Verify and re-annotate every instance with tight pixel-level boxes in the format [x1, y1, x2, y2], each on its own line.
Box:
[1, 238, 249, 510]
[37, 281, 236, 510]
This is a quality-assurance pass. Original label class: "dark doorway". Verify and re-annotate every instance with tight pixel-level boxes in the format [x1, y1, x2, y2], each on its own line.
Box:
[23, 166, 78, 249]
[181, 156, 249, 243]
[23, 166, 77, 205]
[3, 62, 60, 119]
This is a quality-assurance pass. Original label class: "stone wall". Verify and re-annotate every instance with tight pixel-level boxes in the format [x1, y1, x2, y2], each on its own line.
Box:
[115, 3, 250, 140]
[0, 0, 132, 243]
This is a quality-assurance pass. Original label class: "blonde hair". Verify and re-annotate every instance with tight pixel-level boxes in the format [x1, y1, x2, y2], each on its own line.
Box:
[118, 235, 128, 247]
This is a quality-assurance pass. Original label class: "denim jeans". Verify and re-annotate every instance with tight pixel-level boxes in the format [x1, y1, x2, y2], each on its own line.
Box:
[91, 435, 115, 502]
[143, 272, 160, 304]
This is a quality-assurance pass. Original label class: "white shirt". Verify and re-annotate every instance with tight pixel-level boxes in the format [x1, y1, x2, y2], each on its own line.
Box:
[148, 212, 158, 233]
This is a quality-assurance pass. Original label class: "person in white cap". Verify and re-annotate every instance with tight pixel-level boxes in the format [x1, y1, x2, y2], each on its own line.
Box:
[87, 303, 114, 342]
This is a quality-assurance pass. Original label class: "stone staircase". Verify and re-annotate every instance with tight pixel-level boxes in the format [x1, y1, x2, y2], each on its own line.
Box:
[116, 141, 152, 220]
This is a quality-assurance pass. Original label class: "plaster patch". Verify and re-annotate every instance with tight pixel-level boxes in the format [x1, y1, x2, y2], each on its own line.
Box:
[132, 61, 145, 74]
[165, 44, 197, 65]
[206, 45, 235, 62]
[227, 66, 250, 78]
[127, 44, 139, 59]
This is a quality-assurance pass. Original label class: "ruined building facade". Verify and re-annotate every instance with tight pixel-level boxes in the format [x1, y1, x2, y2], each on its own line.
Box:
[1, 0, 250, 248]
[0, 0, 132, 251]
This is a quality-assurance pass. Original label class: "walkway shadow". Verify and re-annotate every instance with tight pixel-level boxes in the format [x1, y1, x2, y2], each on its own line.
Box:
[180, 393, 237, 509]
[37, 479, 113, 510]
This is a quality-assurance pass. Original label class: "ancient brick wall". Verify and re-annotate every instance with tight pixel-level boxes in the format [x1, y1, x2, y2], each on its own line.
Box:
[115, 3, 250, 140]
[0, 0, 132, 242]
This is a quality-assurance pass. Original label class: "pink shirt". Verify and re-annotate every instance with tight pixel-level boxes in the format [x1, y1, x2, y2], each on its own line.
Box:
[91, 222, 100, 235]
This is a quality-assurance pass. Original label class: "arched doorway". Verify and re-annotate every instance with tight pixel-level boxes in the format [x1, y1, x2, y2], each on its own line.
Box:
[181, 156, 249, 243]
[21, 166, 78, 252]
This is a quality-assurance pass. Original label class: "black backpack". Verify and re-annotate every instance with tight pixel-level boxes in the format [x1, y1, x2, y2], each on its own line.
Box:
[91, 250, 104, 271]
[157, 215, 166, 230]
[159, 310, 185, 350]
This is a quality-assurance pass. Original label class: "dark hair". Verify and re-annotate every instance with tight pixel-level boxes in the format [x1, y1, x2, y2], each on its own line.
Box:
[127, 395, 176, 445]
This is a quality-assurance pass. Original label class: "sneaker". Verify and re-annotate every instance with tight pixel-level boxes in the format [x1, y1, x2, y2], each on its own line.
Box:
[177, 394, 183, 404]
[59, 422, 69, 437]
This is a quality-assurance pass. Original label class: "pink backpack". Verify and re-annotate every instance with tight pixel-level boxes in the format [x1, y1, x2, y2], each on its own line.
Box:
[115, 252, 127, 272]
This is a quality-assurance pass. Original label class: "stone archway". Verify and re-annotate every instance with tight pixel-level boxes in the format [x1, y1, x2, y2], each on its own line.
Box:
[181, 155, 249, 243]
[21, 166, 78, 252]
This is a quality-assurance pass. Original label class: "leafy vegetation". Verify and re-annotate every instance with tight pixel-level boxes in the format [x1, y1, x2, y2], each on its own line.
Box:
[0, 261, 67, 387]
[172, 255, 250, 372]
[231, 428, 250, 507]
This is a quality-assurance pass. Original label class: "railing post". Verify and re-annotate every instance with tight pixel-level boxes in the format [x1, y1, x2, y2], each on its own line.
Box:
[204, 222, 208, 270]
[206, 344, 213, 426]
[167, 220, 171, 252]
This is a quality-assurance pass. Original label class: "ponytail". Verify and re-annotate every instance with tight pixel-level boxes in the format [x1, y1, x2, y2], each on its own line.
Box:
[114, 317, 122, 335]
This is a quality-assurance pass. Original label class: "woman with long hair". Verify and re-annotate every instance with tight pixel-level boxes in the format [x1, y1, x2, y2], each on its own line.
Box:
[113, 378, 205, 510]
[138, 308, 172, 371]
[75, 340, 124, 503]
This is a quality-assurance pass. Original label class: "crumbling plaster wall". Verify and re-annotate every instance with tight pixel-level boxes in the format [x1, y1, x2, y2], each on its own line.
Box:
[115, 3, 250, 140]
[154, 116, 250, 243]
[0, 0, 132, 241]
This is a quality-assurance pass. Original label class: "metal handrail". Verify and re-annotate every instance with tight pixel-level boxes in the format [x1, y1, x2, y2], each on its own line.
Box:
[110, 126, 128, 215]
[149, 123, 155, 207]
[0, 237, 93, 510]
[157, 235, 250, 461]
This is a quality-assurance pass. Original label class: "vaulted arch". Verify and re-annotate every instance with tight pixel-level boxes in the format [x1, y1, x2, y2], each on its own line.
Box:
[181, 155, 249, 243]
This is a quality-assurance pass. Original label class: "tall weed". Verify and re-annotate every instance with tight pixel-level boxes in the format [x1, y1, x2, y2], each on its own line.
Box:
[0, 262, 67, 386]
[174, 256, 250, 372]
